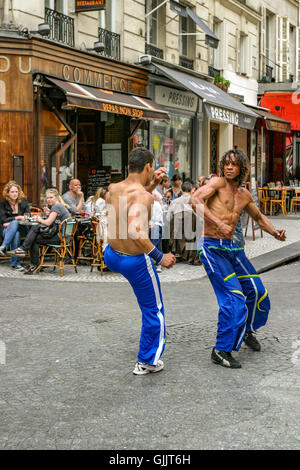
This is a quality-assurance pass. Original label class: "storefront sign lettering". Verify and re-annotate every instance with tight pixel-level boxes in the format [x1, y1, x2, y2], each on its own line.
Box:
[75, 0, 105, 12]
[0, 55, 31, 74]
[62, 64, 133, 93]
[209, 106, 239, 125]
[155, 85, 197, 112]
[102, 102, 144, 118]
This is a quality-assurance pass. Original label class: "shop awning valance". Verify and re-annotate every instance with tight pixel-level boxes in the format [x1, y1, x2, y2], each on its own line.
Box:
[44, 76, 170, 121]
[154, 64, 258, 130]
[247, 105, 291, 133]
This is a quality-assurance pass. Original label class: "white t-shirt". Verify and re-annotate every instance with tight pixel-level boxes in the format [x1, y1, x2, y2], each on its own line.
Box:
[150, 200, 164, 227]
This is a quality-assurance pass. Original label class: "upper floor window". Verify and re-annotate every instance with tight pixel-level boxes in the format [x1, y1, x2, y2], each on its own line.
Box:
[146, 0, 159, 46]
[179, 12, 195, 58]
[45, 0, 67, 15]
[99, 0, 113, 31]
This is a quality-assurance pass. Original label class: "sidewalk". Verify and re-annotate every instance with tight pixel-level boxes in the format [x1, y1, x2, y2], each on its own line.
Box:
[0, 216, 299, 283]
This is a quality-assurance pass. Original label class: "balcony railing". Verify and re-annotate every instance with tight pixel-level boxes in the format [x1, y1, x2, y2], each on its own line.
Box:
[98, 28, 120, 60]
[45, 7, 74, 47]
[145, 43, 164, 59]
[266, 65, 273, 81]
[208, 65, 221, 78]
[179, 56, 194, 70]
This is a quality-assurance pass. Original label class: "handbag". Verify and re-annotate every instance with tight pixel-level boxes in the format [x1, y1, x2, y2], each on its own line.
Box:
[38, 221, 59, 239]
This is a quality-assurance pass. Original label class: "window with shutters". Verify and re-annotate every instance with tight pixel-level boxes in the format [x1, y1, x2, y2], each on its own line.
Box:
[276, 16, 290, 82]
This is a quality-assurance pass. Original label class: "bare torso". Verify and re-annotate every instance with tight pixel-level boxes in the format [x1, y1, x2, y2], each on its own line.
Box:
[106, 179, 153, 255]
[193, 177, 252, 239]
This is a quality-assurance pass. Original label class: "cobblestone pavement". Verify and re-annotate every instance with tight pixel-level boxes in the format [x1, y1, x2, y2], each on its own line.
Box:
[0, 216, 299, 284]
[0, 256, 299, 450]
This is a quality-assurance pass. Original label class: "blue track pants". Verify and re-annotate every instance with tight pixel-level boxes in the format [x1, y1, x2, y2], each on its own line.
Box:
[104, 245, 166, 365]
[198, 238, 270, 352]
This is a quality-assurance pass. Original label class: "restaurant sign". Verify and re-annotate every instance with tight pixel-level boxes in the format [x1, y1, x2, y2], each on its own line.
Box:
[205, 104, 257, 130]
[75, 0, 105, 12]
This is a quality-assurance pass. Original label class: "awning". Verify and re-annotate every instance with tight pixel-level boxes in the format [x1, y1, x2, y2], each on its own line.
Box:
[260, 93, 299, 131]
[44, 76, 170, 121]
[154, 64, 258, 129]
[246, 105, 291, 133]
[170, 0, 219, 49]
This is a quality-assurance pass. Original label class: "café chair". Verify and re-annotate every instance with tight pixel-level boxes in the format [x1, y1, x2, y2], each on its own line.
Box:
[30, 206, 42, 216]
[258, 188, 270, 214]
[90, 216, 106, 276]
[270, 189, 287, 216]
[76, 223, 94, 265]
[290, 189, 300, 214]
[37, 218, 78, 277]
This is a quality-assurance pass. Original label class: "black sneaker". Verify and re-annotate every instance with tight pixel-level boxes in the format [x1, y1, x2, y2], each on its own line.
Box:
[211, 347, 242, 369]
[244, 332, 261, 351]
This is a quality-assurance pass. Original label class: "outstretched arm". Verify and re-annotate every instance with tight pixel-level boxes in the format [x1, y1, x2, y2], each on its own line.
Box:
[245, 200, 286, 241]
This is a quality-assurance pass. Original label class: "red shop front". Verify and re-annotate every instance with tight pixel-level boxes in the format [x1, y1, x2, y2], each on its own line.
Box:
[260, 93, 299, 181]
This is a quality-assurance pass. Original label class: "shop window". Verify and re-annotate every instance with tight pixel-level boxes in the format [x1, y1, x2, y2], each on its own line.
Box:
[151, 113, 192, 180]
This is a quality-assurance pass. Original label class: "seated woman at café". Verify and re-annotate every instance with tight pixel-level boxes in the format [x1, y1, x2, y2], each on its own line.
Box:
[85, 187, 107, 216]
[9, 188, 71, 274]
[0, 181, 30, 272]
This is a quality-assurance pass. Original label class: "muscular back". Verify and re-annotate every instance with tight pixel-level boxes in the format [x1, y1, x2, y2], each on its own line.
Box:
[106, 180, 153, 254]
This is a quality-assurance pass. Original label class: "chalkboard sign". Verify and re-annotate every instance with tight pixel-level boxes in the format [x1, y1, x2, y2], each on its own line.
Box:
[87, 166, 111, 197]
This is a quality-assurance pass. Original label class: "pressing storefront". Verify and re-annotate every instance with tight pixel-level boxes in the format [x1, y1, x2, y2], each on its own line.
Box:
[0, 36, 168, 204]
[145, 63, 258, 180]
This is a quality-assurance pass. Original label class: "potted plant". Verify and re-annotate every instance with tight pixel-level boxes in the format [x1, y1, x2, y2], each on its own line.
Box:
[214, 75, 230, 92]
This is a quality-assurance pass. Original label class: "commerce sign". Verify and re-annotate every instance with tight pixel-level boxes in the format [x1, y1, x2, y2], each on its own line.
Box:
[75, 0, 105, 12]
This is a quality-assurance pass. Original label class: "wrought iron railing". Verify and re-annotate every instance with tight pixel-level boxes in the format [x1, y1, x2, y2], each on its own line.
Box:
[179, 56, 194, 70]
[266, 65, 273, 81]
[208, 65, 221, 78]
[45, 7, 74, 47]
[145, 43, 164, 59]
[98, 27, 120, 60]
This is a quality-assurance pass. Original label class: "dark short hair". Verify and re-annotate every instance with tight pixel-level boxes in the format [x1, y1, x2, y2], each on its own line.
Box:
[219, 149, 250, 185]
[128, 147, 154, 173]
[181, 181, 193, 193]
[172, 174, 182, 182]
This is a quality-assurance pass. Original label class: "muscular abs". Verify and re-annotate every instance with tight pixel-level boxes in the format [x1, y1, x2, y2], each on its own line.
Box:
[203, 183, 251, 239]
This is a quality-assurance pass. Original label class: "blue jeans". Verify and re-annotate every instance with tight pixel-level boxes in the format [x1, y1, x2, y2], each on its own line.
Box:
[2, 220, 21, 267]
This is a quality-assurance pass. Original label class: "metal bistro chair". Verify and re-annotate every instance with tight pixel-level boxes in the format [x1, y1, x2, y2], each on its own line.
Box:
[290, 189, 300, 214]
[76, 219, 94, 266]
[270, 189, 287, 216]
[90, 216, 106, 276]
[37, 218, 78, 277]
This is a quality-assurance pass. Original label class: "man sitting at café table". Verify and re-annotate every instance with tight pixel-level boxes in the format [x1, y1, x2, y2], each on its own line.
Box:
[62, 178, 86, 215]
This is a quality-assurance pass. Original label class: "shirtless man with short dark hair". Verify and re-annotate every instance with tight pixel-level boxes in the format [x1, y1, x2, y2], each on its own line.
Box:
[104, 147, 176, 375]
[191, 148, 286, 369]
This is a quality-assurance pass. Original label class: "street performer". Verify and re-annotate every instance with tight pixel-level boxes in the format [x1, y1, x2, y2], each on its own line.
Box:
[104, 147, 176, 375]
[190, 148, 286, 369]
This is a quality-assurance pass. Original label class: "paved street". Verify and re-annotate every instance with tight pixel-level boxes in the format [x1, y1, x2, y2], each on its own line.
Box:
[0, 255, 299, 450]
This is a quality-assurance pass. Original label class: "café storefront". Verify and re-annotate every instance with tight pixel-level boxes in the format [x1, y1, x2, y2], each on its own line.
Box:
[0, 36, 168, 204]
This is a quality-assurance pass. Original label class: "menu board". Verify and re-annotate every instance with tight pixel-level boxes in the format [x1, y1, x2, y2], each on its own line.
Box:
[87, 166, 111, 197]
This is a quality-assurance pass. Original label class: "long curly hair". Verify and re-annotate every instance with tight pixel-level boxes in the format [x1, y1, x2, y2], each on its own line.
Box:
[2, 181, 26, 205]
[219, 149, 250, 185]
